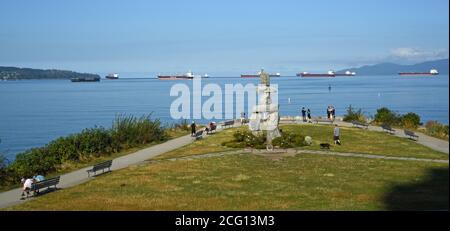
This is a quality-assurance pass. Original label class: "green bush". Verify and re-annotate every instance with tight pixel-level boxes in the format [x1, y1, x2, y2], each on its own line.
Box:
[1, 114, 168, 187]
[273, 131, 306, 148]
[224, 129, 306, 149]
[343, 105, 367, 123]
[111, 115, 166, 149]
[425, 121, 449, 140]
[400, 113, 421, 129]
[373, 107, 401, 125]
[223, 129, 266, 149]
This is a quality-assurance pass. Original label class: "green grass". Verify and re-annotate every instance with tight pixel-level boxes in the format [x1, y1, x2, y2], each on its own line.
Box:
[6, 153, 448, 211]
[153, 127, 239, 160]
[281, 124, 448, 160]
[157, 124, 448, 160]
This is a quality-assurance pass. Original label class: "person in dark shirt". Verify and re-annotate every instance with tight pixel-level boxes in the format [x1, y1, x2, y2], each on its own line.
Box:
[190, 121, 196, 136]
[301, 107, 306, 122]
[307, 108, 311, 122]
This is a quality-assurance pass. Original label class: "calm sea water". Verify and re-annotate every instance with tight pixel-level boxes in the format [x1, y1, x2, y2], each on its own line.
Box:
[0, 75, 448, 160]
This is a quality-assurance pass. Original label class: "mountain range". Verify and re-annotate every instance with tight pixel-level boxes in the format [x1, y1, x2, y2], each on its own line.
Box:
[338, 59, 449, 75]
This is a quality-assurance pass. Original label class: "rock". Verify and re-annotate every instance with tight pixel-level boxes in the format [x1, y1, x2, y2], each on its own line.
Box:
[304, 136, 313, 146]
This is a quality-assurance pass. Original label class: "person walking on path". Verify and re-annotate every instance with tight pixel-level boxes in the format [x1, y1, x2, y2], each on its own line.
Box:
[301, 107, 307, 122]
[307, 108, 312, 123]
[333, 124, 341, 145]
[190, 121, 196, 136]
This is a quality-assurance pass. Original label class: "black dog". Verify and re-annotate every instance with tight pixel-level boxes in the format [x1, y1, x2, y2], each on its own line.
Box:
[320, 143, 330, 149]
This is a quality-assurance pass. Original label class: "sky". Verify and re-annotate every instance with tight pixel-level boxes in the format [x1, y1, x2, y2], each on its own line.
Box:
[0, 0, 448, 77]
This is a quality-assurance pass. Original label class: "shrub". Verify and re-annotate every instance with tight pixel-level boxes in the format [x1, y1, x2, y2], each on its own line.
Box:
[1, 114, 169, 187]
[401, 112, 421, 129]
[273, 131, 306, 148]
[425, 121, 449, 140]
[112, 115, 166, 149]
[0, 153, 8, 184]
[373, 107, 401, 125]
[343, 105, 367, 123]
[223, 129, 266, 149]
[224, 129, 306, 149]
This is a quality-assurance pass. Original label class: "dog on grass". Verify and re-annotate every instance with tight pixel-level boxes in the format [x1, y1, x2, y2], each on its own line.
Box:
[320, 143, 330, 149]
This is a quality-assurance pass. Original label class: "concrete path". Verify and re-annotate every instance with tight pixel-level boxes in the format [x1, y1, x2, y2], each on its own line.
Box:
[0, 134, 194, 209]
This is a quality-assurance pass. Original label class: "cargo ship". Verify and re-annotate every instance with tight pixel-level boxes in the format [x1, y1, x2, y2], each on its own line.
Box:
[70, 76, 100, 82]
[241, 72, 280, 78]
[335, 71, 356, 76]
[398, 69, 439, 76]
[157, 71, 195, 80]
[105, 73, 119, 79]
[297, 70, 335, 77]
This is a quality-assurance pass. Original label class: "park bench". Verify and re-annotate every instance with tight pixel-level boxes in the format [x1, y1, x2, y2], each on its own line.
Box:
[31, 176, 60, 196]
[206, 125, 216, 134]
[313, 118, 333, 124]
[404, 130, 419, 141]
[381, 124, 396, 134]
[351, 120, 369, 129]
[222, 120, 235, 128]
[87, 160, 112, 177]
[193, 130, 204, 140]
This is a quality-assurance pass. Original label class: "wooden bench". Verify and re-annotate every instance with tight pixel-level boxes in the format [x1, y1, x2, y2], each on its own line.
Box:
[351, 120, 369, 129]
[193, 130, 204, 140]
[404, 130, 419, 141]
[313, 118, 333, 124]
[381, 124, 396, 134]
[31, 176, 60, 196]
[87, 160, 112, 177]
[222, 120, 235, 128]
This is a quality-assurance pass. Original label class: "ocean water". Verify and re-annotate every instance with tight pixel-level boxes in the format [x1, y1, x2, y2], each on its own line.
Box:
[0, 75, 448, 160]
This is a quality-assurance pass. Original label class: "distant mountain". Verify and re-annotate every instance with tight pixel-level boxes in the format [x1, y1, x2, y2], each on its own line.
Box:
[0, 66, 100, 80]
[338, 59, 449, 75]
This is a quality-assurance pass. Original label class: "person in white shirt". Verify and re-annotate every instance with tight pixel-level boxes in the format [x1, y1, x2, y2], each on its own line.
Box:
[21, 178, 35, 199]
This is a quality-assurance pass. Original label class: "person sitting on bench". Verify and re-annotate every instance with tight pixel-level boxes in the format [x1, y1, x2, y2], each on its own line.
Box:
[20, 177, 35, 199]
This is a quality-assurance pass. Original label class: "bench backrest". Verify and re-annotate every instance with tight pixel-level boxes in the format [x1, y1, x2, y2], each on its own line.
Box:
[404, 130, 416, 136]
[93, 160, 113, 171]
[32, 176, 60, 190]
[381, 124, 391, 130]
[224, 120, 234, 126]
[195, 130, 204, 137]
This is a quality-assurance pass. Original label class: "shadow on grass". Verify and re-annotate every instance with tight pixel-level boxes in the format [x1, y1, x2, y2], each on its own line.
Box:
[384, 167, 449, 210]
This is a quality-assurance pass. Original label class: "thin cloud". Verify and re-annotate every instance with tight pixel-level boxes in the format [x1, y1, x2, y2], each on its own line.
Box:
[389, 47, 448, 62]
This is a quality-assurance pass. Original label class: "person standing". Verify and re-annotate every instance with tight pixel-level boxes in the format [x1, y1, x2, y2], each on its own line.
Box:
[190, 121, 196, 136]
[333, 124, 341, 145]
[331, 106, 336, 120]
[301, 107, 306, 122]
[327, 106, 331, 119]
[307, 108, 311, 123]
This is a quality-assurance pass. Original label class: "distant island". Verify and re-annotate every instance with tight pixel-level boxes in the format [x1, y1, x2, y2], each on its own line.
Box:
[338, 59, 449, 75]
[0, 66, 100, 80]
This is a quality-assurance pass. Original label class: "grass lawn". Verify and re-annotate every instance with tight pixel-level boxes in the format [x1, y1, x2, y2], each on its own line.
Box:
[6, 153, 448, 211]
[282, 124, 448, 160]
[157, 124, 448, 160]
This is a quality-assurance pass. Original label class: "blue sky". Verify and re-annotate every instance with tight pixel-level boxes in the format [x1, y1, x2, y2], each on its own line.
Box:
[0, 0, 448, 76]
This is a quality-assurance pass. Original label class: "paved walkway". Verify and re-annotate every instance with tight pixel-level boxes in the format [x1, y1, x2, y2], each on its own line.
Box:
[0, 134, 194, 209]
